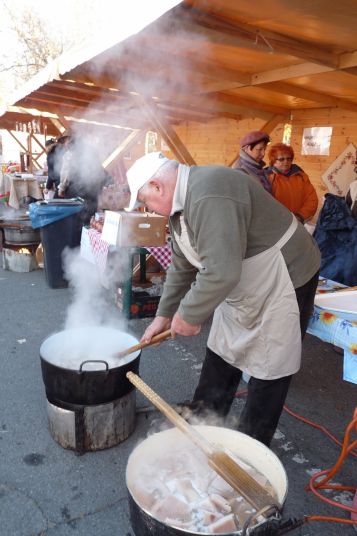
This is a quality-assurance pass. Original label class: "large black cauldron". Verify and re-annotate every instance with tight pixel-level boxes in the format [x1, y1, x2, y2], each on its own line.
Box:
[40, 327, 140, 406]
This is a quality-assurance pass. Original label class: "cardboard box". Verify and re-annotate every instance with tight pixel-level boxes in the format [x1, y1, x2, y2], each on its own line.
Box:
[80, 226, 96, 265]
[101, 211, 167, 247]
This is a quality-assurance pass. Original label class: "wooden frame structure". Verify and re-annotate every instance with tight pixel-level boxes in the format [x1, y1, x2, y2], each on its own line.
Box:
[0, 0, 356, 172]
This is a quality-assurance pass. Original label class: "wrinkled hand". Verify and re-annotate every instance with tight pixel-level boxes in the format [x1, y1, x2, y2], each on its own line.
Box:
[171, 312, 201, 337]
[140, 316, 172, 343]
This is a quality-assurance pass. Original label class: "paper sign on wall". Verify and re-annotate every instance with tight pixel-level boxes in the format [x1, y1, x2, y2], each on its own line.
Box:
[302, 127, 333, 156]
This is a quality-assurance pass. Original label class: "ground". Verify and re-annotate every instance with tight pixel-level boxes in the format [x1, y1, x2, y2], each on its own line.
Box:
[0, 264, 356, 536]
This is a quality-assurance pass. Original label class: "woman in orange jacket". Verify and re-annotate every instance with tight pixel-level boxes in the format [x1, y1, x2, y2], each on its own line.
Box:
[266, 143, 318, 223]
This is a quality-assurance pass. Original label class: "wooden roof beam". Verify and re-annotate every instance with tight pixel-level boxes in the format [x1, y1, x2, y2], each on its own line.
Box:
[170, 6, 338, 68]
[156, 93, 275, 121]
[139, 98, 196, 165]
[209, 92, 288, 116]
[102, 129, 144, 169]
[49, 118, 65, 135]
[261, 114, 290, 134]
[15, 100, 148, 130]
[64, 72, 255, 120]
[259, 82, 357, 112]
[252, 51, 357, 86]
[52, 79, 122, 98]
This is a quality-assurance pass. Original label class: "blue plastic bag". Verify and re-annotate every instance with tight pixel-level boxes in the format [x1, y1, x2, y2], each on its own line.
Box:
[29, 201, 84, 229]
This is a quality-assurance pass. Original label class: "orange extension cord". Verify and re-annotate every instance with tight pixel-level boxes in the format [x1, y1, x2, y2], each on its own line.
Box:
[235, 390, 357, 528]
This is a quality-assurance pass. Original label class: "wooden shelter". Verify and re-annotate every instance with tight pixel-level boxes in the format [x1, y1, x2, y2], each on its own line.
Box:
[0, 0, 356, 210]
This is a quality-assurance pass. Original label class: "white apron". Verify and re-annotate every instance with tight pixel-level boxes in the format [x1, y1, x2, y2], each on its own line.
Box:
[175, 216, 301, 380]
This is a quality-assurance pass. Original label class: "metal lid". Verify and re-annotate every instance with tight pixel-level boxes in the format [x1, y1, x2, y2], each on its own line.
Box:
[40, 327, 140, 370]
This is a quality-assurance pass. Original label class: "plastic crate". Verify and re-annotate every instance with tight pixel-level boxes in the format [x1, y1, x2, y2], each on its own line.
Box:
[115, 288, 161, 319]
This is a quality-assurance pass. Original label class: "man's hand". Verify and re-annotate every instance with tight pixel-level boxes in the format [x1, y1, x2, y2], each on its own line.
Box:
[171, 312, 201, 337]
[140, 316, 172, 343]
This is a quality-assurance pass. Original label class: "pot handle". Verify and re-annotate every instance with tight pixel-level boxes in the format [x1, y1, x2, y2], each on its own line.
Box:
[79, 360, 109, 372]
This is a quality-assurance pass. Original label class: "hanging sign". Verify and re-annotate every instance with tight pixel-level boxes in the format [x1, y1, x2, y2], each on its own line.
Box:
[301, 126, 333, 156]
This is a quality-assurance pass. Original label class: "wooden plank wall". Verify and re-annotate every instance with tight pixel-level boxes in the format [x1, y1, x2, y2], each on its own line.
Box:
[289, 108, 357, 219]
[173, 117, 285, 166]
[168, 109, 357, 222]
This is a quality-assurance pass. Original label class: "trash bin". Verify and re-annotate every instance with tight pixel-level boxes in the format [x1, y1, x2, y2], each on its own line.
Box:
[29, 201, 84, 289]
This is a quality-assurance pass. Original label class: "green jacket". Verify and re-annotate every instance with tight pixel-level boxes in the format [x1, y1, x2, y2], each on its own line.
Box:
[157, 165, 320, 324]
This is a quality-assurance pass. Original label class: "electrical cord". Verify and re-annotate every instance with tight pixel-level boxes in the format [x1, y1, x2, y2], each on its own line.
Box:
[234, 390, 357, 528]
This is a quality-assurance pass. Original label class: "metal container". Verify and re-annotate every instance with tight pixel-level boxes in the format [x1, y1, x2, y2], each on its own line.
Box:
[46, 391, 136, 452]
[126, 426, 288, 536]
[40, 327, 141, 406]
[2, 217, 40, 245]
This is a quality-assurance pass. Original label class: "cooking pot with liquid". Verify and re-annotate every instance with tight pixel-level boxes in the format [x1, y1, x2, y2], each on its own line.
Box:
[40, 327, 140, 406]
[126, 426, 288, 536]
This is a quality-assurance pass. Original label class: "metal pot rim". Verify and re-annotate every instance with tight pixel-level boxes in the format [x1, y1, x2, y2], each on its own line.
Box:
[40, 327, 140, 371]
[126, 426, 288, 535]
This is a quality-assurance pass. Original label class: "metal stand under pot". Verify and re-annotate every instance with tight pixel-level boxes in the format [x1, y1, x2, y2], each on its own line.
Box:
[40, 327, 141, 454]
[47, 391, 136, 453]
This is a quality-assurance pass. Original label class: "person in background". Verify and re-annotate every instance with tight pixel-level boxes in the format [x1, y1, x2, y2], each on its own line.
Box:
[125, 152, 320, 447]
[232, 130, 272, 193]
[43, 136, 70, 199]
[266, 143, 318, 223]
[58, 135, 112, 223]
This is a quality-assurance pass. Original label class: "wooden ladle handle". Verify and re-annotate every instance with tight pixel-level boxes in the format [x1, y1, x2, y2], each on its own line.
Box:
[117, 329, 172, 358]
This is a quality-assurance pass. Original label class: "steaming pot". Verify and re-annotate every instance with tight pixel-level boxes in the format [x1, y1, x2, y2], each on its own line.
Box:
[126, 426, 288, 536]
[40, 327, 141, 406]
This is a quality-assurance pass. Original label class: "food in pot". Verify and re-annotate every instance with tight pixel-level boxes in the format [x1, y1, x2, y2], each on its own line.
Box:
[129, 442, 276, 534]
[40, 326, 139, 370]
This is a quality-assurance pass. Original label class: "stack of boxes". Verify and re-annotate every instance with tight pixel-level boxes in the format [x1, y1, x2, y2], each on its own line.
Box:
[101, 211, 168, 318]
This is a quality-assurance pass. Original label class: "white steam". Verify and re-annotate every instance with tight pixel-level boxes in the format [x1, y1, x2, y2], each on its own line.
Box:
[62, 247, 129, 331]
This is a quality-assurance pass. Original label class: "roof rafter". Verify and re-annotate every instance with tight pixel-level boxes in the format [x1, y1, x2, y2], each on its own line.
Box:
[169, 5, 339, 67]
[259, 82, 357, 113]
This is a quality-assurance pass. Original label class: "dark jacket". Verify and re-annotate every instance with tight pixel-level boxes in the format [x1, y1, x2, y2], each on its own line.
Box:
[45, 143, 66, 194]
[313, 193, 357, 286]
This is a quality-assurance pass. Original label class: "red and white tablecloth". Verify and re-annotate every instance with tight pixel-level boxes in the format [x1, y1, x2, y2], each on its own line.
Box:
[146, 243, 172, 270]
[81, 227, 172, 272]
[88, 228, 110, 273]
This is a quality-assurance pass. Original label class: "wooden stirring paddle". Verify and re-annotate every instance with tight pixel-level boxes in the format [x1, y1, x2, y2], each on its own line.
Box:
[126, 371, 280, 515]
[117, 329, 172, 358]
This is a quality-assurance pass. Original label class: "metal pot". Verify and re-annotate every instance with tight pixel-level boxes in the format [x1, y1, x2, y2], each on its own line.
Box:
[126, 426, 288, 536]
[2, 219, 40, 245]
[40, 327, 141, 406]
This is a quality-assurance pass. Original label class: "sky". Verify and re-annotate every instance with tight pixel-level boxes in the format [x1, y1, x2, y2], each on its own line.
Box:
[0, 0, 181, 161]
[0, 0, 181, 101]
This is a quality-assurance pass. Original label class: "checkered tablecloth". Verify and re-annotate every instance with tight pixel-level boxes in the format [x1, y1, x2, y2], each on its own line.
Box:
[82, 228, 172, 273]
[88, 228, 110, 273]
[146, 243, 172, 270]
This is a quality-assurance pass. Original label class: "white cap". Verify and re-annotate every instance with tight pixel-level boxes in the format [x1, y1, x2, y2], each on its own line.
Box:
[125, 152, 170, 211]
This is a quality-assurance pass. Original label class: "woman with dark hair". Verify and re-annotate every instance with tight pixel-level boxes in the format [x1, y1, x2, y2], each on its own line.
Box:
[266, 143, 318, 223]
[232, 130, 272, 193]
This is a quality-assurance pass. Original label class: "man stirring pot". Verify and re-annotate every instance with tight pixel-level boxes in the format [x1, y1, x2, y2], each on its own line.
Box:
[125, 152, 320, 447]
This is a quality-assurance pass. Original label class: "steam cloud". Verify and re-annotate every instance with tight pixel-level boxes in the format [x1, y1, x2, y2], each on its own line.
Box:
[63, 246, 129, 332]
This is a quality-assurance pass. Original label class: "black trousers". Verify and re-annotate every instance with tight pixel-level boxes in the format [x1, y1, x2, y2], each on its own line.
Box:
[192, 271, 319, 446]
